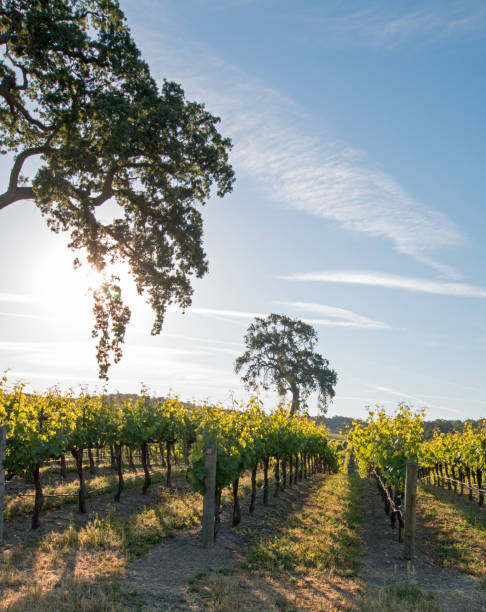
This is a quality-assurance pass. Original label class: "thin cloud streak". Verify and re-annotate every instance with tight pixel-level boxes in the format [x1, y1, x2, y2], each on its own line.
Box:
[132, 330, 244, 349]
[169, 304, 391, 329]
[372, 384, 460, 414]
[279, 270, 486, 298]
[180, 306, 265, 319]
[0, 293, 43, 303]
[0, 340, 223, 361]
[0, 341, 51, 353]
[0, 311, 53, 322]
[302, 3, 486, 49]
[278, 301, 391, 329]
[142, 35, 465, 275]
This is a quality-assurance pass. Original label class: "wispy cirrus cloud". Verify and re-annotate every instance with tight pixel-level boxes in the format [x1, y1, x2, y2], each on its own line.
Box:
[0, 293, 43, 303]
[372, 384, 460, 414]
[0, 341, 51, 353]
[163, 333, 243, 349]
[277, 301, 390, 329]
[278, 270, 486, 298]
[299, 2, 486, 49]
[141, 33, 465, 275]
[171, 306, 265, 320]
[0, 311, 53, 321]
[170, 303, 390, 329]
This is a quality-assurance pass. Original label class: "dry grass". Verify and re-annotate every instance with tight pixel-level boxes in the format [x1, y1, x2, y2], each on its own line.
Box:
[360, 581, 440, 612]
[245, 473, 363, 575]
[186, 466, 441, 612]
[0, 487, 202, 610]
[188, 473, 364, 611]
[418, 484, 486, 581]
[5, 465, 185, 520]
[190, 569, 360, 611]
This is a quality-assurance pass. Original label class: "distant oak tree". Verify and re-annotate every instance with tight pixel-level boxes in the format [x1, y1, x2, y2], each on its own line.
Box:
[0, 0, 234, 377]
[235, 313, 337, 415]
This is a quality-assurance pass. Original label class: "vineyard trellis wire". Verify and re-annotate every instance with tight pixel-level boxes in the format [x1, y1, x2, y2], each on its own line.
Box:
[0, 377, 339, 540]
[346, 404, 485, 555]
[372, 468, 405, 542]
[419, 424, 485, 507]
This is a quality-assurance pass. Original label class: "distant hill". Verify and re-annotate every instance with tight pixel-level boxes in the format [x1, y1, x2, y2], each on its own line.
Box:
[316, 415, 485, 439]
[315, 415, 362, 435]
[422, 418, 485, 439]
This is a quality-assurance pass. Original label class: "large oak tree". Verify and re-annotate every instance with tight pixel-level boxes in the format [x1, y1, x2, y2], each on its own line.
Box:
[0, 0, 234, 377]
[235, 314, 337, 415]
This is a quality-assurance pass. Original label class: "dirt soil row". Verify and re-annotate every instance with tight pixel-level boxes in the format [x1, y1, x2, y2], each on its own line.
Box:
[3, 468, 485, 610]
[359, 478, 486, 612]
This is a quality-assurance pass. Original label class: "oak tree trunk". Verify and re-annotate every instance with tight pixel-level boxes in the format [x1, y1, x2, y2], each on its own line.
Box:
[290, 386, 300, 416]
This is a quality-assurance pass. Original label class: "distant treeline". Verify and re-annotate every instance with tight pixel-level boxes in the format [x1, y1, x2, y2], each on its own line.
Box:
[316, 415, 486, 439]
[103, 396, 486, 440]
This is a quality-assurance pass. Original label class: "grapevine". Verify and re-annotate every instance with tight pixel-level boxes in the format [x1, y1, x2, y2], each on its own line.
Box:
[0, 376, 337, 530]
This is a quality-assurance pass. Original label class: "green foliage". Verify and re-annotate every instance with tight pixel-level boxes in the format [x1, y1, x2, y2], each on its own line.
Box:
[246, 472, 363, 574]
[420, 423, 486, 472]
[0, 0, 234, 378]
[0, 380, 68, 477]
[235, 313, 337, 415]
[189, 398, 337, 494]
[361, 581, 439, 612]
[347, 404, 425, 489]
[0, 376, 338, 492]
[422, 418, 485, 439]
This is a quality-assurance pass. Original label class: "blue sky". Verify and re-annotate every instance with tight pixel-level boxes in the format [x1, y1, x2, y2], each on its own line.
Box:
[1, 0, 485, 420]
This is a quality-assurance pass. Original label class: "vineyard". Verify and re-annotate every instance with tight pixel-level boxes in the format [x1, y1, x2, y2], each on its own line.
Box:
[347, 404, 485, 502]
[347, 404, 485, 555]
[420, 425, 486, 507]
[0, 375, 338, 536]
[1, 386, 485, 610]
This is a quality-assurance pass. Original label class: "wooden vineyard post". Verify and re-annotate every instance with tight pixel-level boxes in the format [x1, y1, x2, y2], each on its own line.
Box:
[404, 461, 418, 561]
[0, 426, 5, 544]
[201, 444, 217, 548]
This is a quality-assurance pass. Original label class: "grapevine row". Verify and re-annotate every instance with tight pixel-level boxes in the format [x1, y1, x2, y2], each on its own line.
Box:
[0, 376, 338, 530]
[420, 425, 485, 506]
[347, 404, 486, 533]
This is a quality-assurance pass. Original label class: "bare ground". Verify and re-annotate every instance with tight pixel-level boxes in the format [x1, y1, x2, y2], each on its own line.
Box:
[4, 468, 486, 611]
[359, 478, 486, 611]
[122, 477, 326, 611]
[1, 472, 190, 550]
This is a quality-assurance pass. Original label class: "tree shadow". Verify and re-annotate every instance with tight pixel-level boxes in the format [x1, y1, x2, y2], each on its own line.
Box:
[1, 484, 200, 610]
[184, 473, 361, 611]
[420, 483, 486, 529]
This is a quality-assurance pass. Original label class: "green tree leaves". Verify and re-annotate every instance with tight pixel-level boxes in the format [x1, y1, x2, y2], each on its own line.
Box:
[0, 1, 234, 378]
[235, 314, 337, 415]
